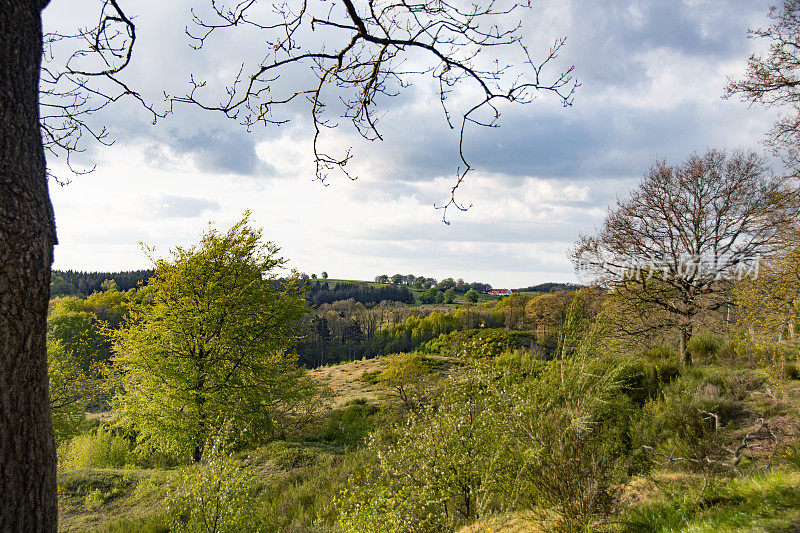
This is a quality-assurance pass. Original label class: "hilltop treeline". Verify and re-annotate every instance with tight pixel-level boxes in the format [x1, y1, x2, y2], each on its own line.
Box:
[374, 273, 493, 293]
[518, 282, 581, 293]
[51, 269, 154, 296]
[304, 281, 414, 307]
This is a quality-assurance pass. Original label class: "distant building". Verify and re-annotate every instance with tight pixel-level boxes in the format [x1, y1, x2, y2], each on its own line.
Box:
[488, 289, 519, 296]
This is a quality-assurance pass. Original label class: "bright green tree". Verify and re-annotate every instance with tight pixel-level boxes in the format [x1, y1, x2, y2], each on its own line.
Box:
[111, 214, 312, 462]
[48, 339, 105, 445]
[465, 289, 479, 304]
[443, 288, 456, 304]
[378, 354, 434, 411]
[420, 288, 438, 305]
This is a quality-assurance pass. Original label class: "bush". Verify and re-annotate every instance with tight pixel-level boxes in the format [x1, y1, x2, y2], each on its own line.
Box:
[343, 356, 634, 531]
[348, 369, 513, 531]
[506, 356, 633, 529]
[61, 427, 132, 469]
[165, 442, 261, 532]
[264, 441, 319, 469]
[631, 367, 761, 473]
[360, 370, 382, 384]
[618, 357, 681, 406]
[84, 488, 105, 511]
[320, 399, 378, 445]
[687, 332, 722, 359]
[422, 328, 534, 358]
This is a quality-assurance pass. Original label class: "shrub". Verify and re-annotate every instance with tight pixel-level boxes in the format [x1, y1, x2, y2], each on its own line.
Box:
[84, 488, 105, 511]
[61, 427, 132, 469]
[421, 328, 534, 358]
[165, 441, 261, 533]
[343, 356, 633, 531]
[348, 369, 513, 531]
[631, 367, 761, 474]
[320, 399, 378, 445]
[687, 332, 722, 359]
[264, 441, 319, 469]
[337, 472, 433, 532]
[360, 370, 382, 384]
[617, 357, 681, 406]
[506, 355, 633, 529]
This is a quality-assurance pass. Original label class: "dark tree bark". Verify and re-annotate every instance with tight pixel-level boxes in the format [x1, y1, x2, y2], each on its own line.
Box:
[0, 0, 58, 530]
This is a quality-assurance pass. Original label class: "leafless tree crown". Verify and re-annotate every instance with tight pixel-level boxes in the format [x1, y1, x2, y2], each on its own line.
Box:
[726, 0, 800, 169]
[573, 150, 796, 287]
[572, 149, 799, 318]
[571, 149, 799, 361]
[41, 0, 577, 220]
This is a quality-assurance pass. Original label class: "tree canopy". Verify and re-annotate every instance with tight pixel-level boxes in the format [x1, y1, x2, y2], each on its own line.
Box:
[727, 0, 800, 168]
[571, 149, 799, 364]
[111, 214, 312, 462]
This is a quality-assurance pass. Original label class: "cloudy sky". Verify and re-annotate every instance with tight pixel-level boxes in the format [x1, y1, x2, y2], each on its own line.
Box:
[43, 0, 780, 288]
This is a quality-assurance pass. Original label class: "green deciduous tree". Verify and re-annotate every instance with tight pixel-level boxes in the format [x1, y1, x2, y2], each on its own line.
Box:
[420, 288, 438, 305]
[443, 288, 456, 304]
[111, 214, 312, 463]
[47, 338, 104, 446]
[378, 354, 434, 411]
[465, 289, 479, 304]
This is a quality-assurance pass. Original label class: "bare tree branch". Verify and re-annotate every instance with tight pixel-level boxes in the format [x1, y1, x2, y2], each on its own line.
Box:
[172, 0, 577, 221]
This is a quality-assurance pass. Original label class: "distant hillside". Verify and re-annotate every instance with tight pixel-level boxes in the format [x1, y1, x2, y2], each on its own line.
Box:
[518, 282, 581, 293]
[304, 280, 414, 307]
[51, 269, 154, 297]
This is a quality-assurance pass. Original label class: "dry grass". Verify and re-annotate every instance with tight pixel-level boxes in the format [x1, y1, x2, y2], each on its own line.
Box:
[311, 358, 388, 406]
[458, 512, 549, 533]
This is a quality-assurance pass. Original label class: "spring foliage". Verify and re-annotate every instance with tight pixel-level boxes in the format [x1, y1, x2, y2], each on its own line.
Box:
[111, 214, 311, 462]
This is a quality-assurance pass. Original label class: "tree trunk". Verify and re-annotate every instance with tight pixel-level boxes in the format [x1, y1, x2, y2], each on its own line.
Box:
[679, 326, 692, 366]
[0, 1, 58, 530]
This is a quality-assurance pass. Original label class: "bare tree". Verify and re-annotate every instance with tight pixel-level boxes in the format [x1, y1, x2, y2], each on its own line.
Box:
[1, 1, 576, 527]
[571, 149, 799, 365]
[726, 0, 800, 169]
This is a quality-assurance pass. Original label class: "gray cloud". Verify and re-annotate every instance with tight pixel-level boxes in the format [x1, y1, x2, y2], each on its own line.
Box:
[158, 128, 273, 176]
[562, 0, 770, 89]
[148, 195, 221, 218]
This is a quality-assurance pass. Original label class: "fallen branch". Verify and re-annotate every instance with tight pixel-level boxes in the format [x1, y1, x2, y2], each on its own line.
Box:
[643, 417, 779, 475]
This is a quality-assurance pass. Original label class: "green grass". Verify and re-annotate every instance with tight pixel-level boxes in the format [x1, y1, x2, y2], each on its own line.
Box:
[619, 470, 800, 532]
[58, 468, 171, 532]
